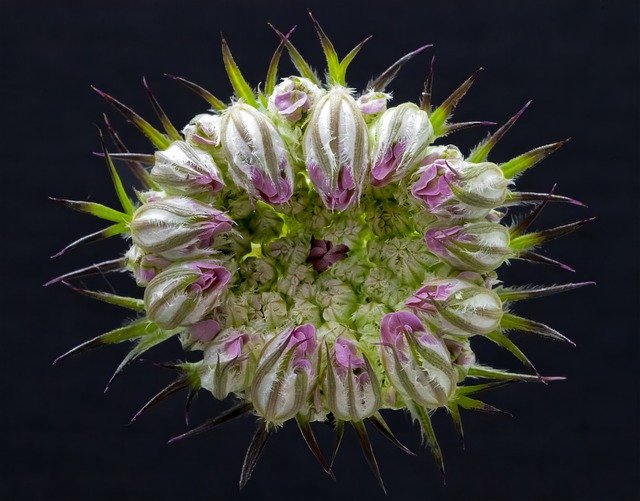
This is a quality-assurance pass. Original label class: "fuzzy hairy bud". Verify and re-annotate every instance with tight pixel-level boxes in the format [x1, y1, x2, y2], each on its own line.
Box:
[201, 329, 252, 399]
[268, 76, 324, 122]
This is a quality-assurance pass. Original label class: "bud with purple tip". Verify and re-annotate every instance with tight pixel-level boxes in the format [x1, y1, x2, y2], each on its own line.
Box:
[201, 329, 252, 399]
[268, 76, 323, 123]
[221, 103, 293, 205]
[425, 222, 512, 272]
[125, 244, 170, 286]
[251, 324, 318, 424]
[151, 141, 224, 196]
[379, 311, 457, 408]
[406, 276, 503, 337]
[411, 159, 509, 219]
[357, 90, 389, 116]
[182, 113, 222, 148]
[303, 87, 369, 210]
[325, 338, 381, 421]
[144, 260, 232, 329]
[130, 197, 233, 259]
[370, 103, 434, 186]
[307, 238, 349, 273]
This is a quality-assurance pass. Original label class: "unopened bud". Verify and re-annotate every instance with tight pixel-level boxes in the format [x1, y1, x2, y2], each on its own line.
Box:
[268, 76, 323, 122]
[201, 329, 252, 399]
[183, 113, 221, 147]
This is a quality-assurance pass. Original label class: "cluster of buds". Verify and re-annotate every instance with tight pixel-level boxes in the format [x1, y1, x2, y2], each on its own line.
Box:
[51, 15, 593, 492]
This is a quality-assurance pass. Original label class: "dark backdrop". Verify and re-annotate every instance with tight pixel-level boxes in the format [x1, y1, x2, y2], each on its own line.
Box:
[2, 1, 638, 500]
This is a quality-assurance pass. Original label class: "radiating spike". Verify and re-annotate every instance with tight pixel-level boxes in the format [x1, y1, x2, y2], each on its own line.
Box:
[370, 44, 432, 92]
[447, 402, 464, 449]
[308, 11, 340, 83]
[510, 217, 595, 251]
[506, 191, 586, 207]
[456, 381, 515, 396]
[221, 35, 258, 107]
[296, 414, 335, 479]
[484, 330, 539, 374]
[329, 418, 344, 468]
[44, 258, 125, 287]
[264, 26, 296, 96]
[49, 197, 130, 224]
[93, 151, 156, 165]
[498, 282, 595, 302]
[184, 388, 197, 426]
[239, 421, 273, 490]
[501, 139, 570, 179]
[419, 56, 435, 111]
[91, 86, 170, 149]
[98, 130, 135, 215]
[467, 365, 565, 383]
[164, 73, 226, 110]
[268, 23, 320, 85]
[509, 184, 556, 237]
[501, 313, 576, 346]
[352, 420, 386, 493]
[369, 412, 416, 456]
[130, 376, 190, 424]
[50, 222, 128, 258]
[102, 113, 155, 188]
[61, 281, 145, 311]
[339, 35, 373, 82]
[142, 77, 181, 140]
[407, 402, 446, 483]
[444, 120, 496, 135]
[168, 402, 253, 444]
[468, 100, 532, 163]
[430, 68, 483, 134]
[105, 328, 176, 391]
[456, 395, 512, 416]
[53, 319, 152, 364]
[517, 250, 576, 273]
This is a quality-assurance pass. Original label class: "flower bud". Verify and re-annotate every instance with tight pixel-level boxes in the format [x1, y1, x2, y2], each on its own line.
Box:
[357, 90, 389, 116]
[307, 238, 349, 273]
[424, 222, 512, 272]
[221, 103, 293, 205]
[325, 338, 381, 421]
[201, 329, 252, 399]
[151, 141, 224, 196]
[183, 113, 221, 147]
[125, 245, 170, 286]
[444, 338, 476, 380]
[406, 276, 503, 337]
[379, 311, 457, 408]
[303, 87, 369, 210]
[268, 76, 323, 123]
[251, 324, 318, 424]
[370, 103, 434, 186]
[144, 260, 232, 329]
[130, 197, 233, 259]
[411, 159, 509, 219]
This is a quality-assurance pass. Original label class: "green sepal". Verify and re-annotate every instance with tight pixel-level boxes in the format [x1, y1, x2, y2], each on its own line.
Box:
[447, 401, 464, 447]
[430, 68, 482, 137]
[467, 365, 565, 383]
[142, 76, 182, 140]
[406, 400, 446, 481]
[62, 281, 144, 311]
[468, 101, 531, 163]
[352, 420, 386, 493]
[221, 36, 258, 107]
[497, 282, 595, 302]
[501, 313, 575, 345]
[99, 133, 135, 215]
[268, 23, 321, 85]
[165, 74, 227, 110]
[370, 44, 432, 92]
[456, 395, 511, 415]
[338, 36, 372, 85]
[455, 381, 514, 396]
[91, 86, 171, 150]
[51, 221, 129, 258]
[264, 27, 294, 97]
[296, 413, 335, 478]
[50, 198, 131, 224]
[309, 12, 340, 84]
[500, 140, 569, 179]
[484, 330, 537, 373]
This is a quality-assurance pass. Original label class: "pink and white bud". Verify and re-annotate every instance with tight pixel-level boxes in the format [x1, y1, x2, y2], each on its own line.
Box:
[379, 311, 457, 409]
[125, 244, 170, 286]
[144, 260, 232, 329]
[268, 76, 323, 123]
[406, 276, 503, 337]
[357, 90, 390, 116]
[251, 324, 318, 424]
[201, 329, 252, 399]
[221, 103, 293, 205]
[151, 141, 224, 196]
[130, 197, 233, 259]
[425, 222, 512, 272]
[183, 113, 221, 147]
[325, 338, 381, 421]
[370, 103, 434, 186]
[411, 159, 509, 219]
[303, 87, 369, 210]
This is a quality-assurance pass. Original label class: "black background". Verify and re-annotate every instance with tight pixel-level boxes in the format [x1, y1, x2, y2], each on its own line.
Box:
[2, 1, 639, 499]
